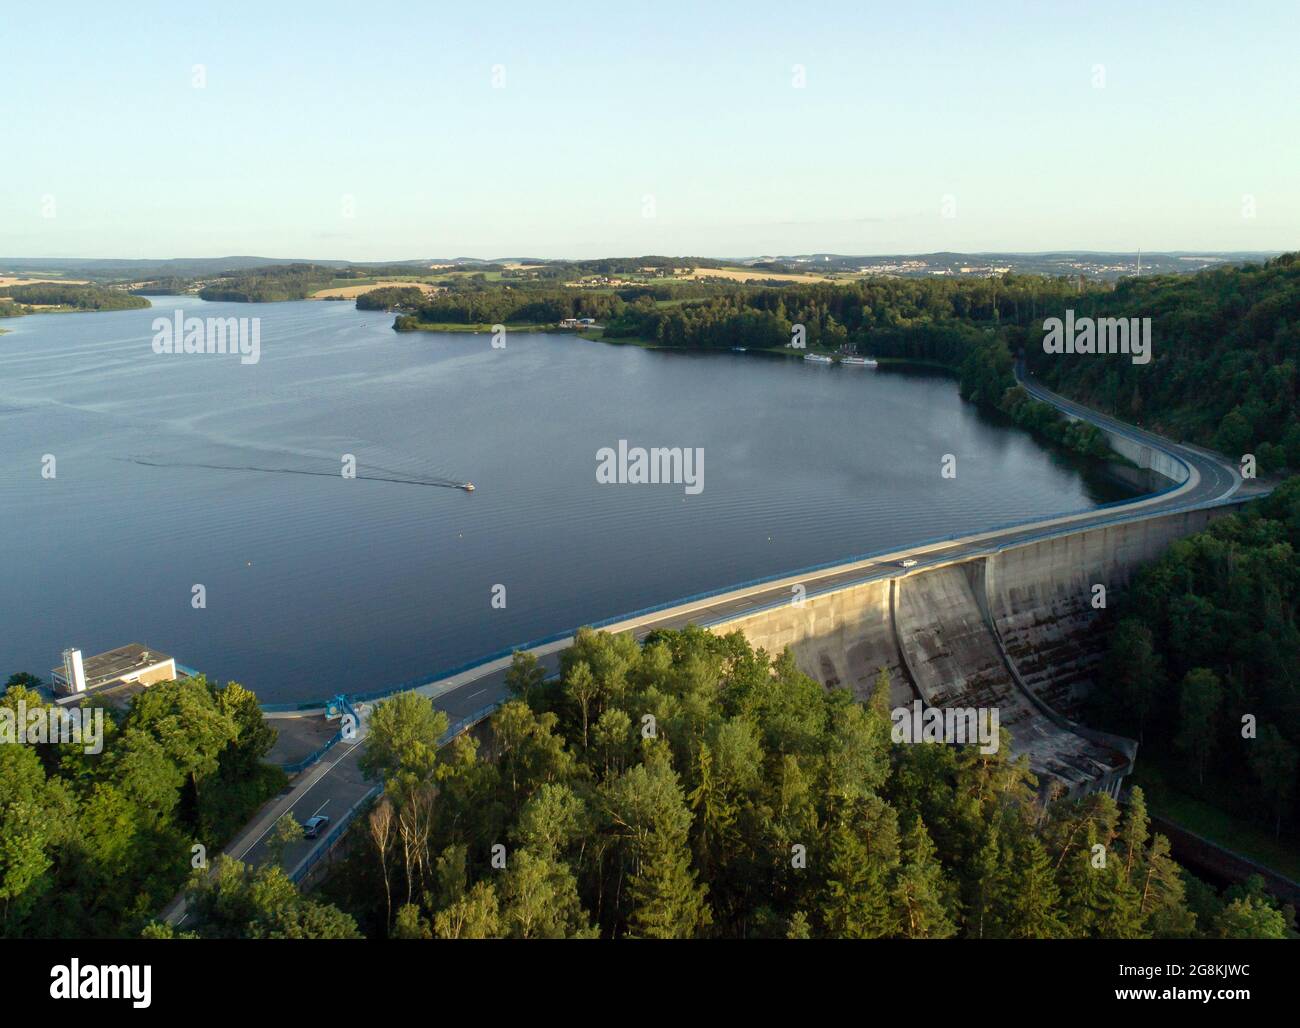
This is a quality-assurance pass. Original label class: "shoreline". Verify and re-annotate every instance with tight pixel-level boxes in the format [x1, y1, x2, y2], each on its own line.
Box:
[395, 319, 1131, 468]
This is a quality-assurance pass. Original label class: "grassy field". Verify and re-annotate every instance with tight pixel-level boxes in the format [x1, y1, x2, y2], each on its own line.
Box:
[309, 278, 442, 300]
[0, 276, 90, 287]
[423, 268, 511, 283]
[687, 265, 857, 285]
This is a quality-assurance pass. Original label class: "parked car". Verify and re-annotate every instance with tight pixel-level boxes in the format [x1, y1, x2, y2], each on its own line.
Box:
[302, 815, 330, 840]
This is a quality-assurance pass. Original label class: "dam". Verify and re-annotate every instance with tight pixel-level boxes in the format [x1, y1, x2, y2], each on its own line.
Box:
[713, 502, 1242, 800]
[245, 370, 1257, 882]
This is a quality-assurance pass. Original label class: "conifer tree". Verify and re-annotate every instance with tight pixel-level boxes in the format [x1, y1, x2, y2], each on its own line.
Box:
[1004, 835, 1066, 939]
[890, 818, 957, 938]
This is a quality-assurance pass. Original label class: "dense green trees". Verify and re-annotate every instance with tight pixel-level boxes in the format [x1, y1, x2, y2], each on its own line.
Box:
[314, 627, 1284, 939]
[0, 283, 151, 313]
[0, 677, 285, 938]
[359, 689, 448, 786]
[157, 855, 360, 939]
[198, 264, 337, 302]
[395, 288, 627, 329]
[355, 286, 428, 311]
[1027, 254, 1300, 472]
[601, 255, 1298, 469]
[1089, 478, 1300, 844]
[603, 271, 1090, 350]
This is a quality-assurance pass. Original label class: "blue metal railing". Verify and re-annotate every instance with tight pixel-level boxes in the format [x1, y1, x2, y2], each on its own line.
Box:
[274, 696, 364, 772]
[290, 784, 381, 883]
[439, 702, 503, 745]
[279, 732, 341, 774]
[695, 492, 1256, 632]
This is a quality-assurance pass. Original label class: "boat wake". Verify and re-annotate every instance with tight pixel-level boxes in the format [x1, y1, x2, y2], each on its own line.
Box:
[117, 454, 469, 490]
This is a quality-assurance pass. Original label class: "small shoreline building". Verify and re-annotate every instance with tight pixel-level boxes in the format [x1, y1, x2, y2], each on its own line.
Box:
[51, 643, 178, 698]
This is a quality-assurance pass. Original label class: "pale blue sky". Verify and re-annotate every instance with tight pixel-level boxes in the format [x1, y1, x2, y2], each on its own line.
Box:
[4, 0, 1297, 259]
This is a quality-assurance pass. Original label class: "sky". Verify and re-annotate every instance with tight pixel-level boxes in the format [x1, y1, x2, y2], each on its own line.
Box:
[3, 0, 1298, 260]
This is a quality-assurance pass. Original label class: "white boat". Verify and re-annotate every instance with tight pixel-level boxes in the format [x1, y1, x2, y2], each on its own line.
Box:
[802, 353, 833, 364]
[840, 356, 878, 367]
[731, 346, 747, 352]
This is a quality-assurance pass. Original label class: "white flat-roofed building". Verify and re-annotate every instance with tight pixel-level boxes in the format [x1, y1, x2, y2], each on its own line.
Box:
[51, 643, 177, 697]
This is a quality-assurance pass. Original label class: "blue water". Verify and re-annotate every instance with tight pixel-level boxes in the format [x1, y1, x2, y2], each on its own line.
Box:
[0, 297, 1136, 702]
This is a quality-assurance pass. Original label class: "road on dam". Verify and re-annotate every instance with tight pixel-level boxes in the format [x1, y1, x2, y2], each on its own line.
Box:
[166, 366, 1254, 921]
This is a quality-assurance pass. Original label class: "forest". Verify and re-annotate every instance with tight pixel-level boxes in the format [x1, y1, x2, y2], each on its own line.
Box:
[598, 255, 1300, 467]
[1024, 254, 1300, 473]
[304, 628, 1292, 939]
[197, 263, 340, 302]
[355, 286, 429, 312]
[394, 287, 626, 328]
[1087, 477, 1300, 850]
[0, 676, 285, 938]
[128, 276, 196, 295]
[4, 625, 1293, 940]
[194, 263, 434, 302]
[0, 282, 151, 314]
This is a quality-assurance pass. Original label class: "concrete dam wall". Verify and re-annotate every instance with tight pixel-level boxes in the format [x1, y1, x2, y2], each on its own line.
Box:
[728, 577, 915, 709]
[1098, 428, 1191, 484]
[889, 561, 1124, 795]
[715, 505, 1239, 799]
[1034, 372, 1190, 485]
[986, 507, 1222, 719]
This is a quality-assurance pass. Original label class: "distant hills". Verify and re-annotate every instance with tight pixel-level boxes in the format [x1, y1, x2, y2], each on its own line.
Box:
[1, 251, 1283, 285]
[0, 256, 436, 281]
[737, 251, 1283, 280]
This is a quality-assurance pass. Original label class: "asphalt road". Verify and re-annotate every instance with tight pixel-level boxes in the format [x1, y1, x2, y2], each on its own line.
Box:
[181, 366, 1250, 908]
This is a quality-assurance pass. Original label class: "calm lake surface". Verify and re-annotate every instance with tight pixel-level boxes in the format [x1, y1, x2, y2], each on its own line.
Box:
[0, 297, 1144, 703]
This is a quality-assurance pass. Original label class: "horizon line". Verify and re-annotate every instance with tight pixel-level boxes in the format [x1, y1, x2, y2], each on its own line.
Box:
[1, 248, 1289, 265]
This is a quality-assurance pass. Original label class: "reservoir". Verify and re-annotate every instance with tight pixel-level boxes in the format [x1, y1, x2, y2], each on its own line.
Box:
[0, 297, 1145, 703]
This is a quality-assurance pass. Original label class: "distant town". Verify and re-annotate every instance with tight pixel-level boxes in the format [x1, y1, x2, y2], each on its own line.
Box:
[0, 249, 1281, 289]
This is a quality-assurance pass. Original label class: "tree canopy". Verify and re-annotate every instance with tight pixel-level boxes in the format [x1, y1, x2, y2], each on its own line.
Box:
[315, 627, 1287, 939]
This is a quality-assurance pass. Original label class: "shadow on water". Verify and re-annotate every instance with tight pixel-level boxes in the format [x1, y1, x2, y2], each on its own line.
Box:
[886, 363, 1167, 505]
[652, 353, 1160, 504]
